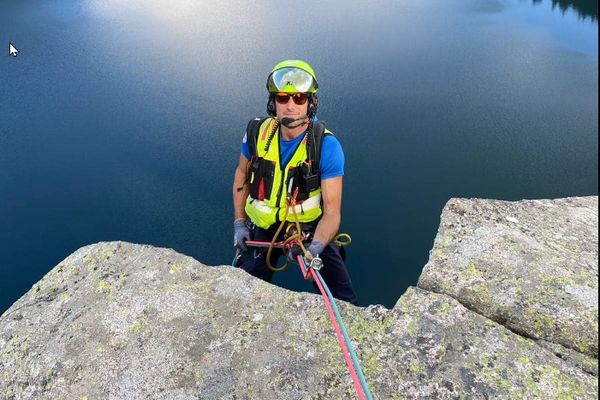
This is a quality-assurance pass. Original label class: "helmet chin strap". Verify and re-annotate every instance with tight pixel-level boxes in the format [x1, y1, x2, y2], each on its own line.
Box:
[280, 115, 309, 129]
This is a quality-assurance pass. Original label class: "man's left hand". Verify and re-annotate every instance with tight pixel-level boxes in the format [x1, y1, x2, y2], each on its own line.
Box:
[306, 240, 325, 261]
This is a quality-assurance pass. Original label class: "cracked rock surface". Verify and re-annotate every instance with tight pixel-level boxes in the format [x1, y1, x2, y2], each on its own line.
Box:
[1, 196, 598, 399]
[418, 196, 598, 374]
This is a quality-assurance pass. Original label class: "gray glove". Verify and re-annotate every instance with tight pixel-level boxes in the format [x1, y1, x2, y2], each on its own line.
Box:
[306, 240, 325, 261]
[234, 219, 250, 250]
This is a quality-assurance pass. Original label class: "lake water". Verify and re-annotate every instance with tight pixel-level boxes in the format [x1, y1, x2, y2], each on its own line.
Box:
[1, 0, 597, 313]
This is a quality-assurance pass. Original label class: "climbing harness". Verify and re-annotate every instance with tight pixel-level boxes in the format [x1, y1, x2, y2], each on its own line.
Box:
[232, 194, 372, 400]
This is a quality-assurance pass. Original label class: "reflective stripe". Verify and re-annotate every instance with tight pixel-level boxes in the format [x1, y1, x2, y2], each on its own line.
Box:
[246, 200, 277, 229]
[288, 192, 321, 215]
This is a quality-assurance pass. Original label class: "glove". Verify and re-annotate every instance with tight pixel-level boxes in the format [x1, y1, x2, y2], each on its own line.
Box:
[234, 219, 250, 250]
[306, 240, 325, 262]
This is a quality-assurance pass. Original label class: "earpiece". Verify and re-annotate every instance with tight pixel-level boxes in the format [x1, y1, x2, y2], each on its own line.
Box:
[308, 94, 319, 117]
[266, 94, 276, 117]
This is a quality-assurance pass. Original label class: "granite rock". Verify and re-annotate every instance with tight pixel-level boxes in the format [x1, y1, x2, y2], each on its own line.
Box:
[418, 196, 598, 361]
[1, 196, 598, 399]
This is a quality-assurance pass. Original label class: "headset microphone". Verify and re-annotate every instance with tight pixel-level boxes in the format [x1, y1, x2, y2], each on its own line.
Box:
[280, 115, 309, 129]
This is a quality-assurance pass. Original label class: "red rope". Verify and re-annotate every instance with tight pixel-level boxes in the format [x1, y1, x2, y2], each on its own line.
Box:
[297, 255, 367, 400]
[240, 239, 367, 399]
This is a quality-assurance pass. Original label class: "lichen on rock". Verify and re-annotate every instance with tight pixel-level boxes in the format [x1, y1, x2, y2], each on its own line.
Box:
[418, 196, 598, 365]
[1, 196, 598, 399]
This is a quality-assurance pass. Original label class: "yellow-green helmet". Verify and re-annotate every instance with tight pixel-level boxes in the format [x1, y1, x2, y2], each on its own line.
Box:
[266, 59, 319, 94]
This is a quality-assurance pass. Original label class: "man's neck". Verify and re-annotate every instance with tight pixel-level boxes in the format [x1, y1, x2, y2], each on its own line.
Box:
[280, 120, 309, 141]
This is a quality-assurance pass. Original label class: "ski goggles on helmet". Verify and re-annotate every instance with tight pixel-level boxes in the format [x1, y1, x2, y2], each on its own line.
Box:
[274, 92, 309, 105]
[267, 67, 318, 94]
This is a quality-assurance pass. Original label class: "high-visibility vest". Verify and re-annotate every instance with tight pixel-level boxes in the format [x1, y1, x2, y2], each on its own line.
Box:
[245, 118, 330, 229]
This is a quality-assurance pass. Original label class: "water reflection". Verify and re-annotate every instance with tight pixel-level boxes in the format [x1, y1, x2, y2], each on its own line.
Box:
[0, 0, 596, 313]
[533, 0, 598, 21]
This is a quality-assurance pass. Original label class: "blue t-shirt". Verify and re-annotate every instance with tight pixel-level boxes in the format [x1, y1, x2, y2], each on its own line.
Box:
[241, 129, 344, 179]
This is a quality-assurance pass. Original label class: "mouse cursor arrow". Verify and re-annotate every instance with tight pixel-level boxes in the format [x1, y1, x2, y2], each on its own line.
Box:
[9, 42, 19, 57]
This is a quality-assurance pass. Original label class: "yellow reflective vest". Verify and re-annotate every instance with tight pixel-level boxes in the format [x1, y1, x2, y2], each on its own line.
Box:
[245, 118, 326, 229]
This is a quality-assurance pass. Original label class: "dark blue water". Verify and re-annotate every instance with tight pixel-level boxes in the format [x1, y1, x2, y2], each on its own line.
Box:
[1, 0, 597, 313]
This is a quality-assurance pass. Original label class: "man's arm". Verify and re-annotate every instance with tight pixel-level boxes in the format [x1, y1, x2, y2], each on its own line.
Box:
[312, 176, 343, 245]
[233, 154, 250, 220]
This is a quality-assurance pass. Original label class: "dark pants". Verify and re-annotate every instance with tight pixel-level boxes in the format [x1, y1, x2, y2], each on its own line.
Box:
[237, 224, 359, 305]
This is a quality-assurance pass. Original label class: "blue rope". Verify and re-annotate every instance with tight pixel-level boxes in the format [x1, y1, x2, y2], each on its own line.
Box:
[314, 270, 373, 400]
[231, 250, 241, 267]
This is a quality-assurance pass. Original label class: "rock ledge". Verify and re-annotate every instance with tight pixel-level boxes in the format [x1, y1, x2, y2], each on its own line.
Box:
[1, 196, 598, 399]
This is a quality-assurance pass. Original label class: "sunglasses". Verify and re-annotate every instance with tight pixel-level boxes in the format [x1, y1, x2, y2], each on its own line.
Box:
[274, 92, 309, 105]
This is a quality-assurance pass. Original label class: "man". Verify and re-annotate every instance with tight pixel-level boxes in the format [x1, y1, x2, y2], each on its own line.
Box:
[232, 59, 358, 305]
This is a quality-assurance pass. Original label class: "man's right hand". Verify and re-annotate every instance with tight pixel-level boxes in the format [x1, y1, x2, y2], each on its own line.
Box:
[234, 218, 250, 250]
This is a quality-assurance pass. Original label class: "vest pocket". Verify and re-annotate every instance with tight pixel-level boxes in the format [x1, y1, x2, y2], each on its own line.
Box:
[249, 158, 275, 201]
[287, 166, 318, 202]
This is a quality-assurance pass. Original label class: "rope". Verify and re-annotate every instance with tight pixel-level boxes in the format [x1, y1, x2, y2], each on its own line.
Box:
[265, 194, 308, 272]
[333, 232, 352, 247]
[232, 249, 241, 267]
[265, 210, 291, 272]
[242, 180, 371, 397]
[297, 255, 373, 400]
[314, 268, 373, 399]
[239, 235, 373, 398]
